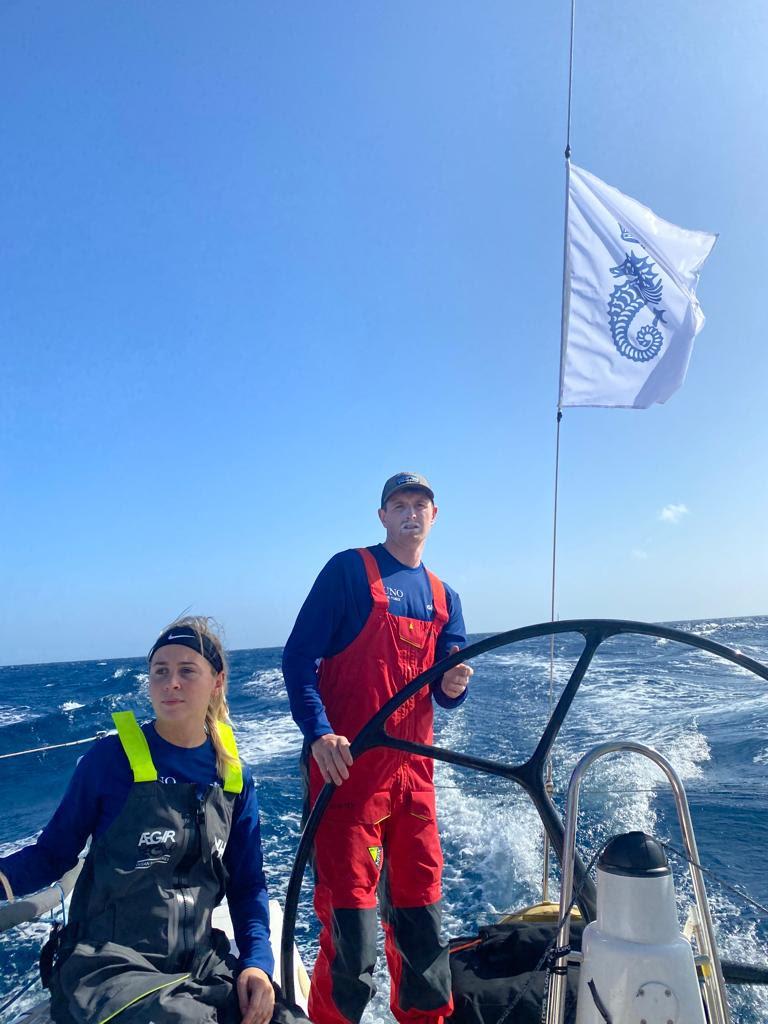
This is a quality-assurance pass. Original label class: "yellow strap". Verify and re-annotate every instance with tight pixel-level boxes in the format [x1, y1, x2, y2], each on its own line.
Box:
[216, 721, 243, 794]
[112, 711, 158, 783]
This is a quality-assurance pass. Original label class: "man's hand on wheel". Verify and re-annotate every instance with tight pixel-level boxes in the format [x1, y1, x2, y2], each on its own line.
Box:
[440, 644, 474, 699]
[311, 733, 353, 785]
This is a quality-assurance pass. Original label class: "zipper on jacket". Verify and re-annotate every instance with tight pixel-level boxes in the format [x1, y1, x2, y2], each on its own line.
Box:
[173, 794, 205, 969]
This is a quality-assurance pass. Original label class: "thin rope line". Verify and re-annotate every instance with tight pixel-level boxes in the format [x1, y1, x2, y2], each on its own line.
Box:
[565, 0, 576, 157]
[556, 0, 576, 401]
[0, 732, 112, 760]
[547, 409, 563, 717]
[0, 974, 39, 1016]
[550, 0, 576, 663]
[661, 841, 768, 918]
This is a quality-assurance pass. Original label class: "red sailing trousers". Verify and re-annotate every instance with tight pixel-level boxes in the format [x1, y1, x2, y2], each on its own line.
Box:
[308, 548, 454, 1024]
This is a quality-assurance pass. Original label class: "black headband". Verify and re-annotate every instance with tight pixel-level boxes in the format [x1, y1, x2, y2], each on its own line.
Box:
[148, 627, 224, 674]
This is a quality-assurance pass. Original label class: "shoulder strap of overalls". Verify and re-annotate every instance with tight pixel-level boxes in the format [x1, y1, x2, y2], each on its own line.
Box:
[215, 721, 244, 794]
[112, 711, 158, 782]
[425, 568, 450, 628]
[112, 712, 243, 793]
[357, 547, 389, 609]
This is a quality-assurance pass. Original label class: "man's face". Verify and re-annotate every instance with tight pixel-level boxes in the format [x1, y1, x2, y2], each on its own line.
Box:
[378, 488, 438, 545]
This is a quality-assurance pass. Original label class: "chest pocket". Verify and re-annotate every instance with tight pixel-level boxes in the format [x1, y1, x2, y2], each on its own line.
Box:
[398, 617, 432, 649]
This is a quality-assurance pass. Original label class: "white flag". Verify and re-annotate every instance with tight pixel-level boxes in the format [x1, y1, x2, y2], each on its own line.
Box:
[560, 164, 717, 409]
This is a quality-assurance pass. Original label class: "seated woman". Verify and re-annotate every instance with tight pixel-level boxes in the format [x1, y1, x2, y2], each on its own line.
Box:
[0, 617, 290, 1024]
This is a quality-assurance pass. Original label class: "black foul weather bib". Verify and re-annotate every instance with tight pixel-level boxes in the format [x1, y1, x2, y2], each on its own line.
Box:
[48, 711, 245, 1024]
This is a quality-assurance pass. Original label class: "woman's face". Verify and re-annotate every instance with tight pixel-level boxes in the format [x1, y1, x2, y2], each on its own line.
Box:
[148, 644, 222, 735]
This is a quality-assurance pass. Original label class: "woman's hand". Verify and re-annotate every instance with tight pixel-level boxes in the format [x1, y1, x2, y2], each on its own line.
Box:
[237, 966, 275, 1024]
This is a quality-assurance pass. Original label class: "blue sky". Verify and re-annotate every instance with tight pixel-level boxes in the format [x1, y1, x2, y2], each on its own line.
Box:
[1, 2, 766, 666]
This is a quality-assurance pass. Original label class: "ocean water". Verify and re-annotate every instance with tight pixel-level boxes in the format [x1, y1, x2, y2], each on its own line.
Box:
[1, 617, 767, 1022]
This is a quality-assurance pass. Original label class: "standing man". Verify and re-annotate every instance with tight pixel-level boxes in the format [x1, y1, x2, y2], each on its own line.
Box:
[282, 472, 473, 1024]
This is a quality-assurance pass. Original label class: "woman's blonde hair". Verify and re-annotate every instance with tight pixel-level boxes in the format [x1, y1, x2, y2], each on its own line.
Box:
[151, 615, 239, 781]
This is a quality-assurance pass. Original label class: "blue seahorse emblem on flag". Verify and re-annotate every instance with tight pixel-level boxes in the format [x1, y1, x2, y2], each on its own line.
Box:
[607, 225, 668, 362]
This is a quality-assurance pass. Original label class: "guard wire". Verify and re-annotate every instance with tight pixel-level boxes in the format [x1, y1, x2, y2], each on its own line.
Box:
[0, 731, 111, 760]
[0, 973, 38, 1017]
[660, 840, 768, 919]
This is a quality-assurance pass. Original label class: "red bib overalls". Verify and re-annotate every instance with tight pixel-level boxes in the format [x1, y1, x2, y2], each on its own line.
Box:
[308, 548, 454, 1024]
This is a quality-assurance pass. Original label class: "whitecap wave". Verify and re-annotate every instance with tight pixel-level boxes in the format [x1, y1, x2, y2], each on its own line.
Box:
[60, 701, 85, 712]
[434, 709, 545, 926]
[242, 667, 285, 690]
[659, 723, 711, 781]
[0, 704, 34, 726]
[576, 746, 661, 840]
[554, 721, 712, 848]
[0, 832, 41, 857]
[236, 714, 302, 765]
[112, 667, 129, 679]
[438, 766, 544, 925]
